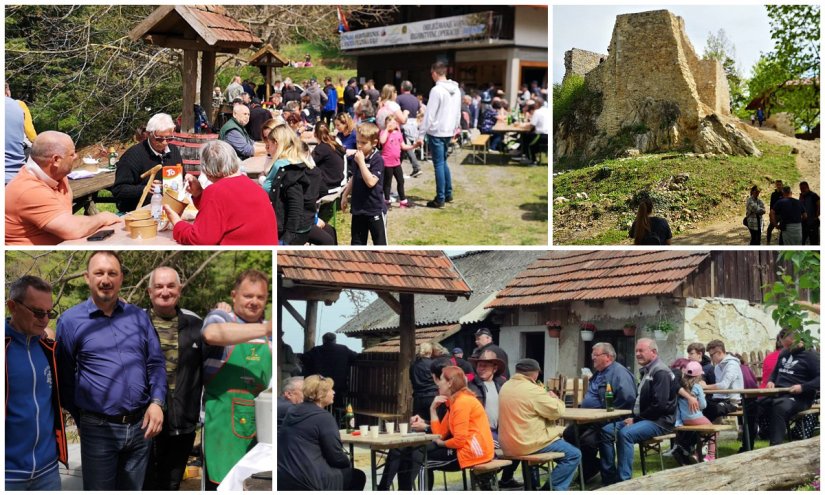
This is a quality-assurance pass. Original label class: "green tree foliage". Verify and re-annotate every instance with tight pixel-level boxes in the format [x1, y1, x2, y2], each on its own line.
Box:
[5, 250, 273, 328]
[747, 5, 820, 132]
[763, 251, 820, 348]
[702, 29, 747, 113]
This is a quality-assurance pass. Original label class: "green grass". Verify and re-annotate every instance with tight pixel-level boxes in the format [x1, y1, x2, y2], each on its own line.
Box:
[553, 139, 798, 244]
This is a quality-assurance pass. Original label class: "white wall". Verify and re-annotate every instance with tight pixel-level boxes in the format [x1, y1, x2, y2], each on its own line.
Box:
[514, 6, 549, 48]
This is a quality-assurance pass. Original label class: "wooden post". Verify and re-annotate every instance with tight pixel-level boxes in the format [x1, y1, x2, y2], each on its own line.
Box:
[276, 275, 284, 393]
[200, 50, 216, 122]
[181, 49, 198, 132]
[397, 293, 415, 421]
[304, 300, 318, 353]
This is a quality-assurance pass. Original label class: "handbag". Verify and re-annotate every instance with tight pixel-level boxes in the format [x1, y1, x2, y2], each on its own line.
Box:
[742, 216, 748, 227]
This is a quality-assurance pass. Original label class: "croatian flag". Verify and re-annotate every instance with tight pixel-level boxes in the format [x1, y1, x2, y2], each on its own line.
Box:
[337, 6, 350, 33]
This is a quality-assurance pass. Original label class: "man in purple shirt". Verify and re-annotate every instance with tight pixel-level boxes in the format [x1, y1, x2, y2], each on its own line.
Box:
[56, 251, 166, 490]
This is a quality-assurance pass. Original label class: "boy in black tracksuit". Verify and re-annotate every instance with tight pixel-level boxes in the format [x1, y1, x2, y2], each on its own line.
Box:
[759, 344, 820, 445]
[341, 122, 387, 245]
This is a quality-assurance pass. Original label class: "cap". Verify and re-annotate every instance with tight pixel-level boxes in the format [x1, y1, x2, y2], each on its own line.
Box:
[452, 347, 463, 355]
[475, 328, 492, 338]
[684, 361, 704, 377]
[515, 358, 541, 373]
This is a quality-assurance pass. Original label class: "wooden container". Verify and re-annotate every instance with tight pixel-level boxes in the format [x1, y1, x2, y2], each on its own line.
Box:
[124, 210, 153, 231]
[163, 189, 189, 216]
[129, 219, 158, 239]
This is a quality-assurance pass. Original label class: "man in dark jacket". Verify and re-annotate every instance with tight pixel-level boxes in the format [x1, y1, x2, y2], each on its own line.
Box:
[277, 376, 304, 427]
[142, 267, 203, 491]
[471, 328, 510, 378]
[561, 342, 636, 484]
[343, 78, 359, 117]
[111, 113, 182, 212]
[759, 329, 820, 445]
[281, 77, 302, 105]
[601, 338, 676, 485]
[766, 179, 784, 244]
[302, 332, 358, 410]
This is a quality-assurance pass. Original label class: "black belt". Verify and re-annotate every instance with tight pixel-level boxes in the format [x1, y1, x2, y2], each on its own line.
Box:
[82, 407, 146, 424]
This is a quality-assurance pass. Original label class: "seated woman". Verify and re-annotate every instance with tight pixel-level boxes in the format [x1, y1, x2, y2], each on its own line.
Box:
[278, 375, 366, 491]
[334, 112, 358, 152]
[629, 197, 672, 245]
[164, 140, 277, 245]
[480, 100, 505, 152]
[311, 122, 346, 194]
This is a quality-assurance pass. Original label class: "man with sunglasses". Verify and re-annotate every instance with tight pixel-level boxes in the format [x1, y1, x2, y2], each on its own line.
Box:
[111, 113, 182, 213]
[5, 276, 68, 491]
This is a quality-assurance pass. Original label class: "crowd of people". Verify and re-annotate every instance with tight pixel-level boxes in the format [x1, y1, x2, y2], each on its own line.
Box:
[747, 179, 820, 245]
[5, 251, 273, 490]
[276, 326, 819, 490]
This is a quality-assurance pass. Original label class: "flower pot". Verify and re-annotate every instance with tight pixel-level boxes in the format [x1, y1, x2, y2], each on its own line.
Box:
[547, 328, 561, 338]
[654, 330, 668, 341]
[580, 330, 594, 342]
[622, 326, 636, 337]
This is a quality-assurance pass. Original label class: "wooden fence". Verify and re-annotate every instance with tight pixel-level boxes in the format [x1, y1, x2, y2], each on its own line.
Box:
[348, 353, 404, 423]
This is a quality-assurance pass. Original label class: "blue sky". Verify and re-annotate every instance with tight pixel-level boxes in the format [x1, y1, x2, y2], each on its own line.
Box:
[553, 5, 776, 83]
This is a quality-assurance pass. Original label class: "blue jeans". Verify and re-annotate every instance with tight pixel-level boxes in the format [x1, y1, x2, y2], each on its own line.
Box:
[532, 439, 581, 490]
[600, 419, 667, 484]
[78, 412, 151, 490]
[427, 135, 453, 203]
[5, 467, 61, 491]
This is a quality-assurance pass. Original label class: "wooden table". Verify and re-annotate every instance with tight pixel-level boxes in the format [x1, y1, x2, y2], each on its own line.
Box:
[58, 222, 178, 246]
[70, 169, 116, 215]
[492, 122, 534, 134]
[562, 408, 632, 490]
[711, 387, 792, 451]
[339, 431, 440, 491]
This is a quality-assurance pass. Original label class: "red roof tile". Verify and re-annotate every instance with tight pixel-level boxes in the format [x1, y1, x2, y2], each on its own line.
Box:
[487, 251, 709, 308]
[278, 251, 472, 296]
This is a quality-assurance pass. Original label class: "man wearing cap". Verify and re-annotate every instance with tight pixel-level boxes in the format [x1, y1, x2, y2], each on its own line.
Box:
[561, 342, 636, 485]
[469, 351, 522, 489]
[343, 78, 359, 117]
[471, 328, 510, 378]
[600, 338, 677, 485]
[499, 358, 581, 490]
[452, 347, 464, 359]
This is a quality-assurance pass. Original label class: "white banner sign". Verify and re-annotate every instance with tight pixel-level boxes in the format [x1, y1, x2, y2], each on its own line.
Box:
[340, 12, 489, 50]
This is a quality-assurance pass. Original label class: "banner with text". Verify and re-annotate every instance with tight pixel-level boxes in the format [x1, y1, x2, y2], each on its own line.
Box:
[340, 12, 489, 50]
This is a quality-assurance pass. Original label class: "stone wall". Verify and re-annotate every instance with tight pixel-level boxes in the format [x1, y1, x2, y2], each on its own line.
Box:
[563, 48, 606, 82]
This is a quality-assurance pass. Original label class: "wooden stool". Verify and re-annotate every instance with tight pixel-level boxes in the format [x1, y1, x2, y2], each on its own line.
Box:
[499, 452, 564, 490]
[638, 434, 676, 475]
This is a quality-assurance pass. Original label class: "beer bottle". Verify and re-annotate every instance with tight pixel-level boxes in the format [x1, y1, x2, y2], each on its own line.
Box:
[108, 147, 118, 170]
[605, 383, 615, 412]
[344, 404, 355, 433]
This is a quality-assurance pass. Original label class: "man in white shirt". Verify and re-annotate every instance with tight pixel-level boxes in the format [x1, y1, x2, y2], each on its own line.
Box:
[519, 97, 549, 166]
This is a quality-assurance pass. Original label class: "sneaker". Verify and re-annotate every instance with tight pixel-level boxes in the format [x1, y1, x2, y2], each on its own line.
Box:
[399, 200, 410, 208]
[672, 446, 697, 466]
[498, 478, 524, 490]
[445, 195, 453, 203]
[411, 169, 423, 178]
[426, 199, 445, 209]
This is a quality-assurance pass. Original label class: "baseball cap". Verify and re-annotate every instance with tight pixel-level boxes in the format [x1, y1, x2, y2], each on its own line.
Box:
[475, 328, 492, 338]
[452, 347, 463, 355]
[684, 361, 704, 377]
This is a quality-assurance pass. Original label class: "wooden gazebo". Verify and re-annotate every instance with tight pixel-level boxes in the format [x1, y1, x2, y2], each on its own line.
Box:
[277, 251, 472, 419]
[129, 5, 263, 132]
[248, 44, 290, 102]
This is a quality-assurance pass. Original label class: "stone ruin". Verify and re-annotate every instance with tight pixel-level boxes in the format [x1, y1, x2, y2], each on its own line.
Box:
[555, 10, 761, 161]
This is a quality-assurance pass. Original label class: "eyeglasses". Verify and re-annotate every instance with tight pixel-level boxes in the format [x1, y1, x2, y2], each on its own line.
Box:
[151, 133, 171, 142]
[14, 300, 58, 320]
[591, 352, 607, 359]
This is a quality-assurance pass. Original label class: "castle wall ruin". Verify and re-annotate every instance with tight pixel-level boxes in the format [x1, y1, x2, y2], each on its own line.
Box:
[563, 48, 606, 82]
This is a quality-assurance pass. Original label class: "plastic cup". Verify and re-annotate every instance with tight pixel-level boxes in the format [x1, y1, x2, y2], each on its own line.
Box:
[399, 423, 409, 435]
[369, 426, 380, 438]
[385, 421, 395, 434]
[359, 425, 369, 435]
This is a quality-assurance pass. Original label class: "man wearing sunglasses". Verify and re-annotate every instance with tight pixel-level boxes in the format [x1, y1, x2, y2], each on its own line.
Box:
[111, 113, 182, 213]
[5, 276, 67, 491]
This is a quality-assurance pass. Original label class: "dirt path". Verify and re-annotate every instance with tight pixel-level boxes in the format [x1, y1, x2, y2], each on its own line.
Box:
[674, 124, 819, 245]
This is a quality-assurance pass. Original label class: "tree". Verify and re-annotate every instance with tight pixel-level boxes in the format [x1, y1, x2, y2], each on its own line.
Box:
[703, 29, 747, 113]
[763, 251, 820, 348]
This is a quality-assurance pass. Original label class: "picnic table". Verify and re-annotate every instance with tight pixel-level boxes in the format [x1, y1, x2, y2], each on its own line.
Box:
[562, 407, 633, 490]
[58, 203, 195, 246]
[492, 122, 534, 134]
[712, 387, 793, 451]
[70, 169, 116, 215]
[339, 430, 440, 491]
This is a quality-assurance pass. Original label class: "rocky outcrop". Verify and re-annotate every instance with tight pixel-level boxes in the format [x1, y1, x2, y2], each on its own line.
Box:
[556, 10, 761, 162]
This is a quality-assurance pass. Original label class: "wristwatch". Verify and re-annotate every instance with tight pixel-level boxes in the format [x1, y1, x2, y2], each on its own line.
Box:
[150, 399, 167, 412]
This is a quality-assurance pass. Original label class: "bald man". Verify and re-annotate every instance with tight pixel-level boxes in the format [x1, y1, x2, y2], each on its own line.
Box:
[5, 131, 122, 245]
[218, 103, 264, 160]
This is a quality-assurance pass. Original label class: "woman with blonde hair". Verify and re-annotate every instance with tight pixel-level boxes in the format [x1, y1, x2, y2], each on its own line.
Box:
[410, 342, 437, 420]
[333, 112, 358, 150]
[278, 375, 366, 490]
[376, 84, 409, 131]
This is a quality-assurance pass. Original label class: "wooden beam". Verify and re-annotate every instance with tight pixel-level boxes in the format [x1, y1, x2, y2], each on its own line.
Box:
[277, 274, 285, 392]
[281, 285, 341, 303]
[377, 291, 402, 315]
[181, 49, 197, 133]
[304, 300, 319, 353]
[396, 293, 415, 421]
[200, 51, 216, 114]
[128, 5, 176, 41]
[141, 34, 242, 53]
[282, 300, 306, 329]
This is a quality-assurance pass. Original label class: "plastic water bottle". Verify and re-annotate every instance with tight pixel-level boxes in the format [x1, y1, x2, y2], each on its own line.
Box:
[150, 185, 163, 222]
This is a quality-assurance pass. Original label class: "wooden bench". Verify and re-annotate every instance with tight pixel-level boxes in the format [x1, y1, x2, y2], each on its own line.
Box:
[675, 424, 734, 461]
[498, 451, 565, 490]
[638, 433, 676, 475]
[469, 134, 491, 164]
[467, 459, 513, 491]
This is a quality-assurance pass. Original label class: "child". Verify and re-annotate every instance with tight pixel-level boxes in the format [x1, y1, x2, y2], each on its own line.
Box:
[341, 122, 387, 245]
[676, 361, 716, 462]
[380, 115, 418, 208]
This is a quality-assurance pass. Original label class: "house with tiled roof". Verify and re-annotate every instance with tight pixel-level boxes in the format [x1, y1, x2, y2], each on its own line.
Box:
[486, 250, 816, 378]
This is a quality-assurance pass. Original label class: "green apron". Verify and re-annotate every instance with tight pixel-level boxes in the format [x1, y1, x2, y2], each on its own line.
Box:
[203, 341, 272, 484]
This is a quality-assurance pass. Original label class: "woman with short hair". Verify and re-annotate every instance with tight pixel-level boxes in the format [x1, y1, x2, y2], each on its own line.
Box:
[278, 375, 366, 490]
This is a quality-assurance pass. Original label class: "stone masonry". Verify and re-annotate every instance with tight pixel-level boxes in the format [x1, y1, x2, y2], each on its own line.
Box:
[563, 48, 607, 82]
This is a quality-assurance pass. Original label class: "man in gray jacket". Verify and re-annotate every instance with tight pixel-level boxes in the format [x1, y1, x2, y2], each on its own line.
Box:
[301, 78, 328, 113]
